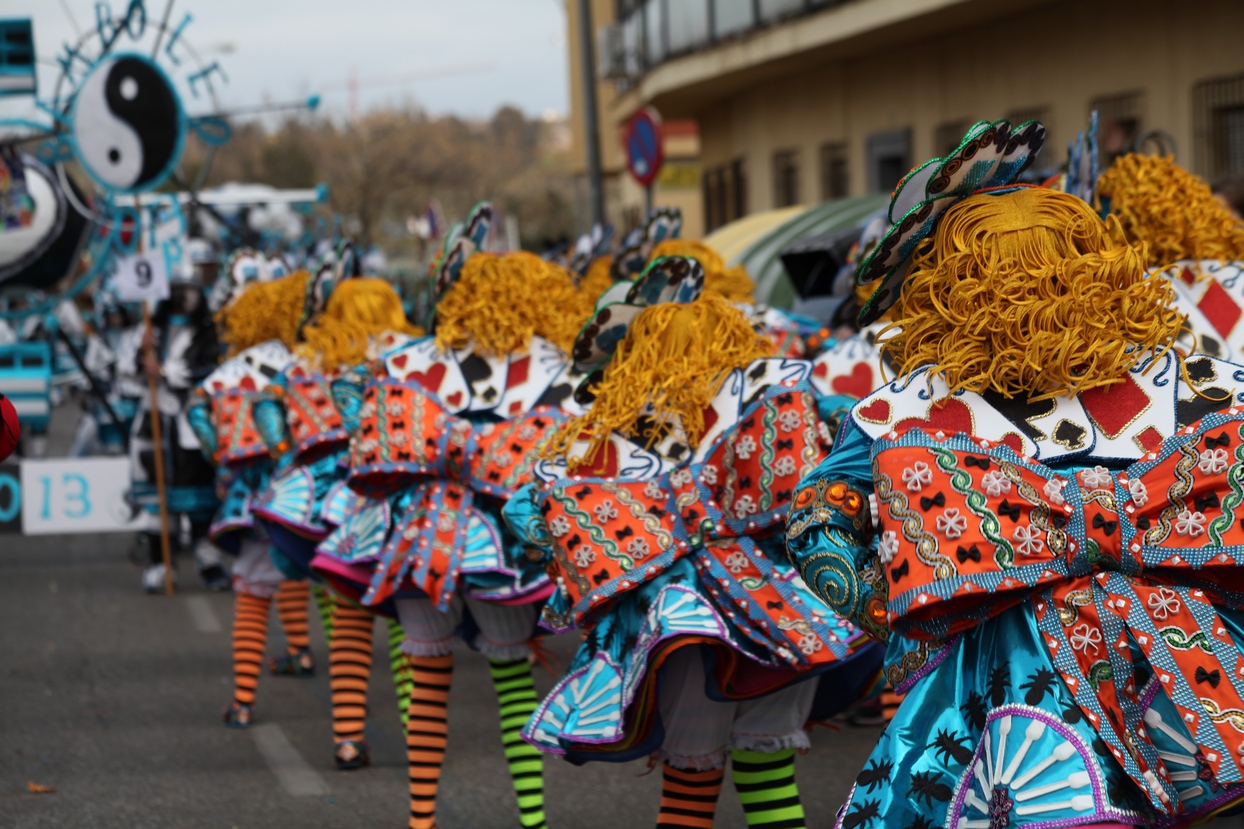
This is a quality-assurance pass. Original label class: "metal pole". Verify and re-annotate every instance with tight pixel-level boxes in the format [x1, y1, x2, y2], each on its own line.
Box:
[577, 0, 604, 226]
[142, 304, 175, 596]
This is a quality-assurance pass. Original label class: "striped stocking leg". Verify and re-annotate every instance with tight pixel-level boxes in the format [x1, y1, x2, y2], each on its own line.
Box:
[232, 592, 272, 707]
[330, 603, 375, 751]
[274, 579, 311, 654]
[730, 749, 806, 829]
[406, 653, 454, 829]
[387, 618, 413, 726]
[313, 584, 336, 641]
[488, 658, 547, 829]
[656, 763, 724, 828]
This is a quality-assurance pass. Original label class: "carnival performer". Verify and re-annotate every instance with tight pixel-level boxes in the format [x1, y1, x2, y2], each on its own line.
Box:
[125, 270, 226, 592]
[1096, 152, 1244, 361]
[504, 254, 881, 829]
[315, 210, 590, 829]
[186, 270, 319, 728]
[249, 267, 422, 769]
[786, 119, 1244, 829]
[68, 292, 140, 458]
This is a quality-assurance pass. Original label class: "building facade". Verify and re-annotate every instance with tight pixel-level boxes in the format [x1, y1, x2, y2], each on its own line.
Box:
[568, 0, 1244, 234]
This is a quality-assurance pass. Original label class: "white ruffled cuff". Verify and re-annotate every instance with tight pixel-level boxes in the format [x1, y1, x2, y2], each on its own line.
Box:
[399, 635, 455, 658]
[730, 728, 811, 755]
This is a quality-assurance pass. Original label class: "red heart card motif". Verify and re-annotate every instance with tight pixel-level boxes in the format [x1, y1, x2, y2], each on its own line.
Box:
[445, 390, 464, 407]
[856, 398, 891, 424]
[238, 376, 257, 392]
[391, 353, 408, 370]
[812, 362, 829, 379]
[405, 363, 447, 394]
[895, 398, 973, 437]
[831, 363, 874, 399]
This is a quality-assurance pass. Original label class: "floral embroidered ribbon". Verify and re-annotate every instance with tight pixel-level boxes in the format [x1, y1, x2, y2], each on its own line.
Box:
[871, 410, 1244, 815]
[280, 369, 348, 459]
[351, 378, 566, 609]
[540, 380, 854, 667]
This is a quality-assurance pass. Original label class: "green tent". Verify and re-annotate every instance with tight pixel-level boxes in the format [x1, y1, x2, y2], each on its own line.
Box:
[729, 194, 889, 308]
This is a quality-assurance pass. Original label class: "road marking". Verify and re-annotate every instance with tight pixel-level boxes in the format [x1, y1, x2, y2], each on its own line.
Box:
[251, 723, 328, 796]
[184, 596, 222, 633]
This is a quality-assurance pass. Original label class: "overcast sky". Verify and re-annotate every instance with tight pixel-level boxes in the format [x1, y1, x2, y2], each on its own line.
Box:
[12, 0, 570, 120]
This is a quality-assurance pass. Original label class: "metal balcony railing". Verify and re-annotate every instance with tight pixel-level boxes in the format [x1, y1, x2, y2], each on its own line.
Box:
[599, 0, 852, 84]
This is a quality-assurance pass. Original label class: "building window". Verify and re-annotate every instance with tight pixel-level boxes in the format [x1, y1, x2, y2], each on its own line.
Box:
[758, 0, 805, 22]
[730, 157, 747, 221]
[713, 0, 754, 38]
[1007, 106, 1049, 129]
[773, 149, 800, 208]
[643, 0, 665, 67]
[819, 142, 848, 200]
[703, 158, 748, 232]
[934, 120, 972, 157]
[1090, 92, 1143, 163]
[866, 129, 910, 194]
[667, 0, 710, 54]
[1194, 73, 1244, 181]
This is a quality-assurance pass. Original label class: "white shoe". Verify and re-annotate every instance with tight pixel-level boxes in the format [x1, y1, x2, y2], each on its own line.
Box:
[142, 563, 177, 594]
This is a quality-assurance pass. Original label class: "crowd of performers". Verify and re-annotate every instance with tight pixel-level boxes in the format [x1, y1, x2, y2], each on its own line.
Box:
[44, 119, 1244, 829]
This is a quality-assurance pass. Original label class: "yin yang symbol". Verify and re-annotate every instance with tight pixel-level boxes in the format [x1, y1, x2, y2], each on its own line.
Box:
[70, 54, 183, 193]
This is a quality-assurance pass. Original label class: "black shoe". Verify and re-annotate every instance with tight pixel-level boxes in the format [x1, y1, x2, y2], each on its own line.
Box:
[200, 565, 230, 592]
[334, 739, 370, 771]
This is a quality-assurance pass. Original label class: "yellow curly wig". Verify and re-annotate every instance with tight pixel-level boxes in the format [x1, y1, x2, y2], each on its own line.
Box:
[299, 278, 424, 371]
[216, 271, 310, 356]
[578, 254, 616, 304]
[434, 251, 595, 357]
[1096, 153, 1244, 268]
[545, 292, 773, 470]
[881, 187, 1183, 400]
[649, 239, 756, 303]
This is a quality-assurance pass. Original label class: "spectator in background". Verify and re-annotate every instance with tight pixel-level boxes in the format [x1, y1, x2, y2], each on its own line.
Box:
[1213, 175, 1244, 221]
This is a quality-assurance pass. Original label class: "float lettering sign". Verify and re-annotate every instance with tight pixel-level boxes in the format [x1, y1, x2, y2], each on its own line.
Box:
[20, 457, 144, 534]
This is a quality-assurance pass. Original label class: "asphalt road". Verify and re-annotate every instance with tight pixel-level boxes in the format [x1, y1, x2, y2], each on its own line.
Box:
[0, 528, 883, 828]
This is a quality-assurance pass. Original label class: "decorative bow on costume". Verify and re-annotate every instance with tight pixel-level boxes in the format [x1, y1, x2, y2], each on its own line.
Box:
[869, 411, 1244, 815]
[347, 377, 565, 610]
[540, 379, 854, 668]
[254, 366, 348, 461]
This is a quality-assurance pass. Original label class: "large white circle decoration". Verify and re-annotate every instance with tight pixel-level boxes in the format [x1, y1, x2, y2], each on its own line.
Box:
[69, 53, 184, 194]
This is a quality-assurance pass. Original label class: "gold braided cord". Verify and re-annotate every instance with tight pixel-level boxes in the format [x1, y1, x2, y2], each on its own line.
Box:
[434, 251, 595, 357]
[217, 271, 310, 356]
[1096, 153, 1244, 269]
[544, 292, 773, 471]
[298, 278, 424, 372]
[649, 239, 756, 303]
[881, 188, 1183, 400]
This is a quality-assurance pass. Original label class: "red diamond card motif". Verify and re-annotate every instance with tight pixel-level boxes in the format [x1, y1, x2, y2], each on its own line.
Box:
[1079, 374, 1151, 440]
[1197, 280, 1243, 339]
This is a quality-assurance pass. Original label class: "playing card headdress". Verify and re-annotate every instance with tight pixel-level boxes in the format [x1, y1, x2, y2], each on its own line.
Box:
[431, 201, 493, 308]
[208, 247, 270, 311]
[547, 254, 773, 468]
[609, 206, 682, 281]
[853, 119, 1047, 325]
[568, 222, 615, 278]
[1064, 111, 1099, 209]
[298, 240, 356, 335]
[570, 255, 704, 405]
